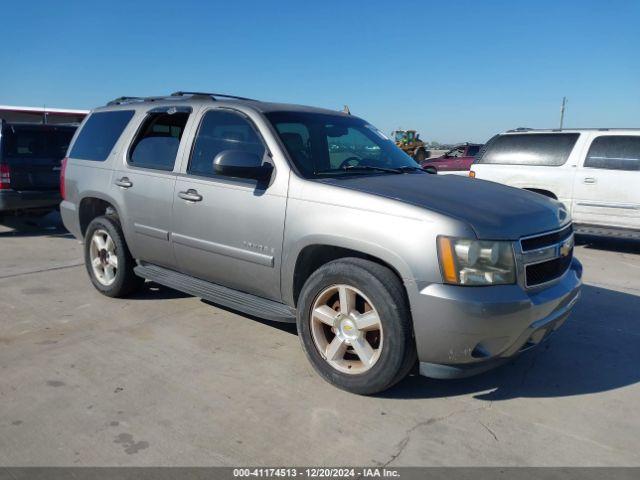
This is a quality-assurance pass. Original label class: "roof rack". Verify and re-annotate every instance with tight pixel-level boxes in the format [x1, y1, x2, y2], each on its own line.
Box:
[106, 95, 171, 106]
[106, 91, 258, 107]
[507, 127, 640, 133]
[170, 91, 258, 101]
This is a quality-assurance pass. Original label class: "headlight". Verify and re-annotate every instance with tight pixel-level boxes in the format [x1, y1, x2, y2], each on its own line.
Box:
[437, 236, 516, 286]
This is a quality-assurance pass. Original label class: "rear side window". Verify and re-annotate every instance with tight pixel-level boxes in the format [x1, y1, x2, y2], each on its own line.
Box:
[584, 136, 640, 171]
[70, 110, 134, 161]
[129, 111, 190, 171]
[476, 133, 579, 166]
[1, 127, 75, 159]
[188, 110, 265, 178]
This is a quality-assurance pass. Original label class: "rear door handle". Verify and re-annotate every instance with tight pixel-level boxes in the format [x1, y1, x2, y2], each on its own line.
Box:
[583, 177, 597, 184]
[178, 189, 203, 202]
[114, 177, 133, 188]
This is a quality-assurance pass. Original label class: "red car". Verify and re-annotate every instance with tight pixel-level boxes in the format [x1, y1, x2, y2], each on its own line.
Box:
[420, 143, 483, 172]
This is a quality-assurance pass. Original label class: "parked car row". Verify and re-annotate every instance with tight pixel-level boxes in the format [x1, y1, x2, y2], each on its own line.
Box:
[3, 92, 636, 394]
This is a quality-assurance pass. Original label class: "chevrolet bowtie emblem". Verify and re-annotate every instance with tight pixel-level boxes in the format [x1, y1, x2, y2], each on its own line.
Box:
[560, 237, 573, 257]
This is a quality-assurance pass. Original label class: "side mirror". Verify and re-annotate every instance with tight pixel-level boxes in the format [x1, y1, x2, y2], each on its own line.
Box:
[213, 150, 273, 180]
[423, 166, 437, 175]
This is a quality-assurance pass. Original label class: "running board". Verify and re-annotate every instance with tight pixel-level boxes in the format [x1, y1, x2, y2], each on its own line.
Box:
[134, 263, 296, 323]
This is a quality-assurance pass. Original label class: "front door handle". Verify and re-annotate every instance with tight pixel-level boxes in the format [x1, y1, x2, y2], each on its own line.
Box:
[114, 177, 133, 188]
[178, 189, 203, 202]
[583, 177, 597, 184]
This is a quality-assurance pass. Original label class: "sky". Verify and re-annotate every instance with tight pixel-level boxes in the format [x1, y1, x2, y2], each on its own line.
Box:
[1, 0, 639, 144]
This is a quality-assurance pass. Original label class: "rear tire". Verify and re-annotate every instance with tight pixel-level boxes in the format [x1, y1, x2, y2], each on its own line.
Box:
[297, 258, 416, 395]
[414, 149, 426, 162]
[84, 215, 144, 297]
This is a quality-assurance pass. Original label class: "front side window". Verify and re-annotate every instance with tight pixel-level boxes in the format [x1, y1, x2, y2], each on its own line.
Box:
[188, 110, 266, 178]
[128, 110, 189, 171]
[476, 133, 579, 166]
[467, 145, 481, 157]
[70, 110, 135, 161]
[584, 136, 640, 171]
[266, 112, 419, 178]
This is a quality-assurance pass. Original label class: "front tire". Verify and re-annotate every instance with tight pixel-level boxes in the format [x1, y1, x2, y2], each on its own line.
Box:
[84, 215, 144, 297]
[297, 258, 416, 395]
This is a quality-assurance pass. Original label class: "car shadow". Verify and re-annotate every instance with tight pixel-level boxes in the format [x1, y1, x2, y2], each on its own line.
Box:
[200, 299, 298, 335]
[0, 211, 74, 238]
[576, 234, 640, 255]
[383, 284, 640, 400]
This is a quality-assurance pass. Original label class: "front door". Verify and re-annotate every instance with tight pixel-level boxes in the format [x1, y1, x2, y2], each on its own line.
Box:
[114, 106, 193, 269]
[572, 134, 640, 230]
[171, 108, 287, 301]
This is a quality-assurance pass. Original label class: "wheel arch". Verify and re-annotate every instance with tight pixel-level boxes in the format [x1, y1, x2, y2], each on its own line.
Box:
[285, 238, 412, 308]
[78, 192, 123, 237]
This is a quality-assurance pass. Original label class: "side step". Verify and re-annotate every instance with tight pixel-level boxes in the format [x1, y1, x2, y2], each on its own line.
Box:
[574, 224, 640, 241]
[134, 263, 296, 323]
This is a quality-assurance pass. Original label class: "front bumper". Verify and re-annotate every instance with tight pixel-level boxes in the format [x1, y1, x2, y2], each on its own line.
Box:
[0, 190, 61, 212]
[408, 258, 582, 379]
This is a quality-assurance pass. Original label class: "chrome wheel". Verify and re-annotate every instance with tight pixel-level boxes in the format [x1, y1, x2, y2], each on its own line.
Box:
[89, 229, 118, 286]
[310, 284, 383, 374]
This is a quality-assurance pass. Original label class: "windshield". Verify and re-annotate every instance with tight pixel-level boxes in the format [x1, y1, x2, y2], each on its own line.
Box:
[266, 112, 420, 178]
[394, 131, 406, 142]
[2, 126, 75, 159]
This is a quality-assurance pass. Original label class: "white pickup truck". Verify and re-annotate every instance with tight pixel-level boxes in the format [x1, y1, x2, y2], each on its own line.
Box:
[470, 128, 640, 239]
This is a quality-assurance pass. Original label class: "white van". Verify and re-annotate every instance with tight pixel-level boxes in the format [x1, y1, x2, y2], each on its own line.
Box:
[470, 129, 640, 239]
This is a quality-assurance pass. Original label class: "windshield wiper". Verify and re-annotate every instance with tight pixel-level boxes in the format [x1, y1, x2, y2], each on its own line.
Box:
[315, 165, 404, 175]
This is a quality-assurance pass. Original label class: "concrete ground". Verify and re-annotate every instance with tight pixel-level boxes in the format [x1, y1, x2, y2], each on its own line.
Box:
[0, 212, 638, 467]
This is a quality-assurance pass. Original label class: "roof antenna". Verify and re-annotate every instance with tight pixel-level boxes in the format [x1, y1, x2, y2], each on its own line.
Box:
[342, 105, 351, 115]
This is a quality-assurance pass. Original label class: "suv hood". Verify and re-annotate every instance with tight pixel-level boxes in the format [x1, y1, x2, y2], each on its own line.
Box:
[319, 174, 568, 240]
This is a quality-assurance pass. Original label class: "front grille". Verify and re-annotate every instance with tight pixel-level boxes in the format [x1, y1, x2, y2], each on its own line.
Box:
[525, 250, 573, 287]
[521, 224, 573, 251]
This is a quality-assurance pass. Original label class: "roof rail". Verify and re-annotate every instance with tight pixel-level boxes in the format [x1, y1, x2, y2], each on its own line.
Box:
[170, 91, 258, 102]
[506, 127, 640, 133]
[106, 95, 171, 106]
[106, 91, 258, 106]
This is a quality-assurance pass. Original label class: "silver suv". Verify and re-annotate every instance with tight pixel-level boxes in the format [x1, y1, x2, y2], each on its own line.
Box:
[61, 92, 582, 394]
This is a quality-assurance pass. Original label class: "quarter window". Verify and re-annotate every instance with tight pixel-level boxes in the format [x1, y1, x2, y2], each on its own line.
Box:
[584, 136, 640, 171]
[69, 110, 134, 161]
[188, 110, 265, 178]
[129, 111, 190, 171]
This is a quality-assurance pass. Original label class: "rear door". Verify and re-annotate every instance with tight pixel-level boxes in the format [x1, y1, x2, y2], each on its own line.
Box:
[572, 134, 640, 230]
[1, 125, 75, 190]
[114, 106, 196, 269]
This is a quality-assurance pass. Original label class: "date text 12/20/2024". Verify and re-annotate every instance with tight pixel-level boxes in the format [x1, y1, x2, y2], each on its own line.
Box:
[233, 468, 400, 478]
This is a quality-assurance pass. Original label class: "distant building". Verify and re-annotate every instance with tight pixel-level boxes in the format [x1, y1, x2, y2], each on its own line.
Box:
[0, 105, 88, 125]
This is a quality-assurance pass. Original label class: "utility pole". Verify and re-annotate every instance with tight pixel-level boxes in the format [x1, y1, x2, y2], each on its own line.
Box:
[559, 96, 567, 129]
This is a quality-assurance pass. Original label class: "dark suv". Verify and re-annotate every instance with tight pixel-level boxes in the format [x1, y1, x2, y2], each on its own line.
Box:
[0, 121, 77, 215]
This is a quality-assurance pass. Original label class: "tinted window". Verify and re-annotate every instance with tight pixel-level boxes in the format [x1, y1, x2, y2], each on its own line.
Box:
[70, 110, 134, 161]
[129, 111, 189, 171]
[584, 136, 640, 171]
[467, 145, 481, 157]
[2, 126, 75, 159]
[188, 110, 265, 177]
[476, 133, 579, 166]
